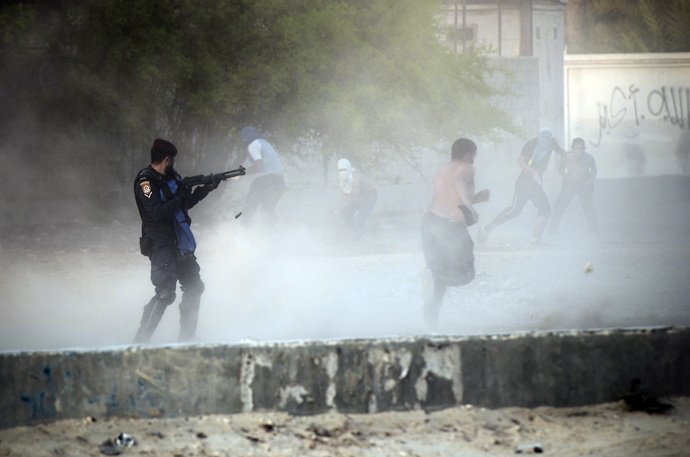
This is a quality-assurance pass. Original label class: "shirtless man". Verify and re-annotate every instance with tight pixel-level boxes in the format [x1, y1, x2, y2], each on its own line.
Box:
[421, 138, 490, 328]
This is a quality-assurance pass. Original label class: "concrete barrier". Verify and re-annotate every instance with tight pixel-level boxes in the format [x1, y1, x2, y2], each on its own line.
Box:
[1, 327, 689, 430]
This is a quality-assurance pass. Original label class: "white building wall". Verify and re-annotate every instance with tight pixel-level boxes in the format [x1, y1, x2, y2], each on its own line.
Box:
[565, 53, 690, 178]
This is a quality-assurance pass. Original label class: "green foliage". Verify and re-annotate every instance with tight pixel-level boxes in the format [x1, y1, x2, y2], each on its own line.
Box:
[0, 3, 36, 44]
[577, 0, 690, 53]
[0, 0, 516, 180]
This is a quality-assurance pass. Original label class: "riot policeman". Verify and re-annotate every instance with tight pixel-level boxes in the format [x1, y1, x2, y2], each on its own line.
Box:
[132, 138, 217, 343]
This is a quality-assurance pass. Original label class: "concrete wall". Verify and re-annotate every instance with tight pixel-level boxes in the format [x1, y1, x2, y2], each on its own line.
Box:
[565, 52, 690, 178]
[2, 327, 688, 430]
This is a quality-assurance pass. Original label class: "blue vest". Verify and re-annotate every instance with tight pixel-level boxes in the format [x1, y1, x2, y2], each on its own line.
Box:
[160, 180, 196, 255]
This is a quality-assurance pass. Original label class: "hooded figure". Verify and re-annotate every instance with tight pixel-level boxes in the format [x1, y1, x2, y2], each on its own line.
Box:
[338, 158, 355, 194]
[530, 127, 553, 164]
[241, 126, 260, 149]
[238, 126, 285, 225]
[331, 158, 377, 241]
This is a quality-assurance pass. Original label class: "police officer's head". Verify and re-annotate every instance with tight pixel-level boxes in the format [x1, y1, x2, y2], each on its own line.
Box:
[451, 138, 477, 163]
[151, 139, 177, 174]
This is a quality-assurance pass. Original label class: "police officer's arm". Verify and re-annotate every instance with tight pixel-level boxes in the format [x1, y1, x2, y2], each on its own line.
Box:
[184, 183, 214, 210]
[136, 178, 186, 222]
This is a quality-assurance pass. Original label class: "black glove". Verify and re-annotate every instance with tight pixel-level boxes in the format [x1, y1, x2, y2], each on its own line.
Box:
[174, 183, 189, 202]
[205, 174, 219, 191]
[459, 204, 478, 226]
[192, 185, 211, 201]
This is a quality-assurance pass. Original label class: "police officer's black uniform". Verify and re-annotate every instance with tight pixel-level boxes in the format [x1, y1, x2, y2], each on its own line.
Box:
[133, 163, 214, 343]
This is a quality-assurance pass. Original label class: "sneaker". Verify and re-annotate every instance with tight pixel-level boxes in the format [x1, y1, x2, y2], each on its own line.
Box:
[420, 268, 434, 309]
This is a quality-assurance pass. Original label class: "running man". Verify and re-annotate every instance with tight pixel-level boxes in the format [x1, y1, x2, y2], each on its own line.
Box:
[478, 127, 565, 245]
[421, 138, 490, 328]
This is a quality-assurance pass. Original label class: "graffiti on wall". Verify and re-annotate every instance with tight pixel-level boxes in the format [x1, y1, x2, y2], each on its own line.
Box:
[594, 85, 690, 146]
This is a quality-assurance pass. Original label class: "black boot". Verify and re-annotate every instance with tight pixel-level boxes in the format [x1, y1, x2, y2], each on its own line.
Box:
[133, 290, 175, 344]
[177, 281, 204, 343]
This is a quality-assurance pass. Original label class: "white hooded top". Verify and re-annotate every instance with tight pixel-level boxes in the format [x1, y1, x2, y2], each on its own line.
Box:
[337, 158, 354, 194]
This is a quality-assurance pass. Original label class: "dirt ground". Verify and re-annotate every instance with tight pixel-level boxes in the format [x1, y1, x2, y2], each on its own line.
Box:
[1, 202, 689, 350]
[1, 397, 689, 457]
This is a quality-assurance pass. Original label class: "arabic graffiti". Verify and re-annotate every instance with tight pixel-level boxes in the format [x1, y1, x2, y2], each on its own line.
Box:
[594, 85, 690, 147]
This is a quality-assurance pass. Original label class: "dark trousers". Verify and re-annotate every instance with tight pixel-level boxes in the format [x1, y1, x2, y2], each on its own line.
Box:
[421, 212, 475, 287]
[242, 173, 286, 225]
[549, 181, 599, 235]
[150, 242, 201, 294]
[421, 212, 475, 327]
[340, 190, 377, 238]
[488, 175, 551, 228]
[136, 241, 204, 341]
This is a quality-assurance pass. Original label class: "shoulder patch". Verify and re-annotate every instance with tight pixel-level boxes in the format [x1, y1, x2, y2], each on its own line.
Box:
[140, 180, 153, 198]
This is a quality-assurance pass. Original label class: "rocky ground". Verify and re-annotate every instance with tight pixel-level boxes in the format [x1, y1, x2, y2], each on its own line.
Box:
[1, 397, 689, 457]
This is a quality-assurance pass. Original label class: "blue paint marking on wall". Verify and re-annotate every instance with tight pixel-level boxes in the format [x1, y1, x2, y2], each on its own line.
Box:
[64, 369, 73, 414]
[105, 386, 119, 416]
[19, 365, 59, 422]
[134, 377, 159, 414]
[19, 392, 48, 419]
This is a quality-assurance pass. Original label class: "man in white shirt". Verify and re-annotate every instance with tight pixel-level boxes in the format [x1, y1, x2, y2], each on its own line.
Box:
[240, 126, 285, 225]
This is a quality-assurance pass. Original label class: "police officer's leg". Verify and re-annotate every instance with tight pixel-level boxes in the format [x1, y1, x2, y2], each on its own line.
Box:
[177, 255, 203, 342]
[133, 288, 176, 343]
[133, 243, 177, 344]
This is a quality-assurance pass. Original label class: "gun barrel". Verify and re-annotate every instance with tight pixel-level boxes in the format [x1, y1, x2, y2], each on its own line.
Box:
[218, 165, 246, 180]
[182, 166, 246, 187]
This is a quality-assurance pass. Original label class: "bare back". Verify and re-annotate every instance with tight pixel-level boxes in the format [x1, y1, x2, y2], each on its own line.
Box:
[428, 160, 476, 222]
